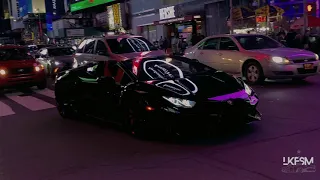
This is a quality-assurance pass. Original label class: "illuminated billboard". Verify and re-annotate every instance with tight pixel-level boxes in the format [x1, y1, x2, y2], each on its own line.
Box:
[71, 0, 115, 12]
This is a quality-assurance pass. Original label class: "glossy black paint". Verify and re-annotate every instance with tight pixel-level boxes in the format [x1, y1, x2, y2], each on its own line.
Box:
[55, 56, 261, 134]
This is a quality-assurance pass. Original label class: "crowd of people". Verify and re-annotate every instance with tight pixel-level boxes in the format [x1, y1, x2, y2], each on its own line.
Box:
[157, 33, 205, 55]
[275, 29, 320, 53]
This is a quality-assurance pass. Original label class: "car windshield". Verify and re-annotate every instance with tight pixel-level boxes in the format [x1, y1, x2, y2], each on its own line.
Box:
[123, 57, 215, 81]
[48, 48, 75, 56]
[235, 35, 283, 50]
[0, 48, 33, 61]
[107, 37, 158, 54]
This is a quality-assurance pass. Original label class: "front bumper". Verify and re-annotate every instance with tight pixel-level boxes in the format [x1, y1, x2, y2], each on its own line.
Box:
[138, 98, 261, 133]
[264, 61, 320, 79]
[0, 71, 46, 88]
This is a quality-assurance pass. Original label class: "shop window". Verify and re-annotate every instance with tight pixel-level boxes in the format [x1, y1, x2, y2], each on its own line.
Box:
[219, 37, 239, 51]
[203, 38, 219, 50]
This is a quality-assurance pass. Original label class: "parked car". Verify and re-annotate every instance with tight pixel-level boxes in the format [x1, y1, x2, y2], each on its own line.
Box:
[35, 46, 77, 78]
[55, 56, 261, 136]
[75, 34, 165, 66]
[184, 34, 319, 84]
[0, 45, 46, 89]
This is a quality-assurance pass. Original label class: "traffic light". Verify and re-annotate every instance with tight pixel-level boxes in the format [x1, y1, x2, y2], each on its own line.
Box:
[307, 3, 316, 15]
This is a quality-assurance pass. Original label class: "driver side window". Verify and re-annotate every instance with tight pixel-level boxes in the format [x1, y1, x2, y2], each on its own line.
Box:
[203, 38, 219, 50]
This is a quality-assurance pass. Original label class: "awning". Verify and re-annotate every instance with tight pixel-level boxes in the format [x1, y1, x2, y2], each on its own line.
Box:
[154, 15, 199, 25]
[232, 6, 255, 21]
[290, 16, 320, 29]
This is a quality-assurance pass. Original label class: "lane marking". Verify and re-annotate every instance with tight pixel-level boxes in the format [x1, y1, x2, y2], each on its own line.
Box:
[0, 101, 15, 117]
[5, 93, 55, 111]
[34, 88, 55, 98]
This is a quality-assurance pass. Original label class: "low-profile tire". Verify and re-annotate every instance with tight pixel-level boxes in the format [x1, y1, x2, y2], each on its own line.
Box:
[37, 79, 47, 90]
[243, 61, 265, 85]
[56, 100, 75, 119]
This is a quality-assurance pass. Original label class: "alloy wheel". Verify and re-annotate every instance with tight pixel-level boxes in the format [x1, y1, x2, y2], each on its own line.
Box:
[247, 65, 260, 83]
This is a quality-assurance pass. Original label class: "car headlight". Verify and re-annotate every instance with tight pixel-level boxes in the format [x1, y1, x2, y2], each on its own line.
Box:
[244, 83, 252, 95]
[163, 96, 196, 108]
[54, 61, 60, 66]
[271, 56, 290, 64]
[72, 58, 78, 68]
[315, 54, 319, 60]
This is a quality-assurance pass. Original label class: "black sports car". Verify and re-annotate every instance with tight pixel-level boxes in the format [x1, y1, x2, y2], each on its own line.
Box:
[55, 56, 261, 136]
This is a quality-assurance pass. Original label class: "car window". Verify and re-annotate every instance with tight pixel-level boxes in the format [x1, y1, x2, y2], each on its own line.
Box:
[119, 69, 132, 85]
[235, 35, 283, 50]
[219, 37, 239, 50]
[84, 39, 95, 54]
[106, 37, 157, 54]
[95, 40, 108, 54]
[48, 48, 75, 56]
[0, 48, 33, 61]
[77, 40, 87, 53]
[203, 38, 219, 50]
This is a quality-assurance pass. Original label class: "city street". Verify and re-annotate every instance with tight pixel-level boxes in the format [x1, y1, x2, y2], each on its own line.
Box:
[0, 76, 319, 180]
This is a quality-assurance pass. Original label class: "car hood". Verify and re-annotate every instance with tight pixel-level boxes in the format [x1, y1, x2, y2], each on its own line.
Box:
[0, 60, 36, 68]
[113, 50, 166, 60]
[142, 71, 246, 100]
[248, 48, 316, 59]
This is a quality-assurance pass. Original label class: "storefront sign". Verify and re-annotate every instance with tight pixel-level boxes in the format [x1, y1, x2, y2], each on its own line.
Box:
[71, 0, 115, 12]
[52, 0, 56, 10]
[154, 16, 193, 25]
[66, 29, 84, 37]
[107, 3, 122, 30]
[159, 6, 175, 20]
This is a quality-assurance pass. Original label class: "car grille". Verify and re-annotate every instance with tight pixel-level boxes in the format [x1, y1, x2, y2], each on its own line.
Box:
[292, 59, 316, 63]
[9, 67, 34, 75]
[297, 67, 318, 74]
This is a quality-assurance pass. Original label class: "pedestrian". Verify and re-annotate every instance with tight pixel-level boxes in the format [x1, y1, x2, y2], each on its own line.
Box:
[163, 37, 168, 53]
[286, 29, 297, 48]
[302, 30, 311, 50]
[159, 36, 164, 49]
[292, 33, 303, 49]
[177, 35, 183, 55]
[171, 34, 179, 55]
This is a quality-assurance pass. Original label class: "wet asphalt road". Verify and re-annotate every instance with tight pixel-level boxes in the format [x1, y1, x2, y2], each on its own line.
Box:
[0, 76, 319, 180]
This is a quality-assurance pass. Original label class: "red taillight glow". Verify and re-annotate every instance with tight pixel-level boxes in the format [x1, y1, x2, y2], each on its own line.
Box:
[146, 106, 155, 111]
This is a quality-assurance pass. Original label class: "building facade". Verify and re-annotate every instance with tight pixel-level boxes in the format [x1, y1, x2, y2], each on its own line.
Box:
[131, 0, 249, 42]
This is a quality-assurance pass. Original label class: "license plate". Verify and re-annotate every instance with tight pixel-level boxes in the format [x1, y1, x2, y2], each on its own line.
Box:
[303, 63, 313, 69]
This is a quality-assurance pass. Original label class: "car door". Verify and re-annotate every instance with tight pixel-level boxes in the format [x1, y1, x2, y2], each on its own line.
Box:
[194, 37, 221, 69]
[76, 61, 115, 118]
[218, 37, 243, 74]
[94, 39, 111, 61]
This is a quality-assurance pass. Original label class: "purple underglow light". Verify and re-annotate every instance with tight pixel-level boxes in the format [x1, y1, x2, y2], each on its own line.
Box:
[208, 90, 248, 101]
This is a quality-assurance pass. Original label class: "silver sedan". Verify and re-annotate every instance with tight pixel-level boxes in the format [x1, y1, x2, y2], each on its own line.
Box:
[184, 34, 319, 84]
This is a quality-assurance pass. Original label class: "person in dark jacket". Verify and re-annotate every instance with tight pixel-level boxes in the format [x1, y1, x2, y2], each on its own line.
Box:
[286, 29, 297, 48]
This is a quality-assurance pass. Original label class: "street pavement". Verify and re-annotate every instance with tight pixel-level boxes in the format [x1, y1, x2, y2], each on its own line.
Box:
[0, 76, 319, 180]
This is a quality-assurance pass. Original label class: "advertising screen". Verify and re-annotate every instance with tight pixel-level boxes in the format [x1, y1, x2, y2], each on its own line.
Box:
[71, 0, 115, 12]
[19, 0, 32, 17]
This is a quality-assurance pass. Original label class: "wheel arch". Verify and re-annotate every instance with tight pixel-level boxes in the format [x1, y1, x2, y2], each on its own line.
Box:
[241, 59, 264, 77]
